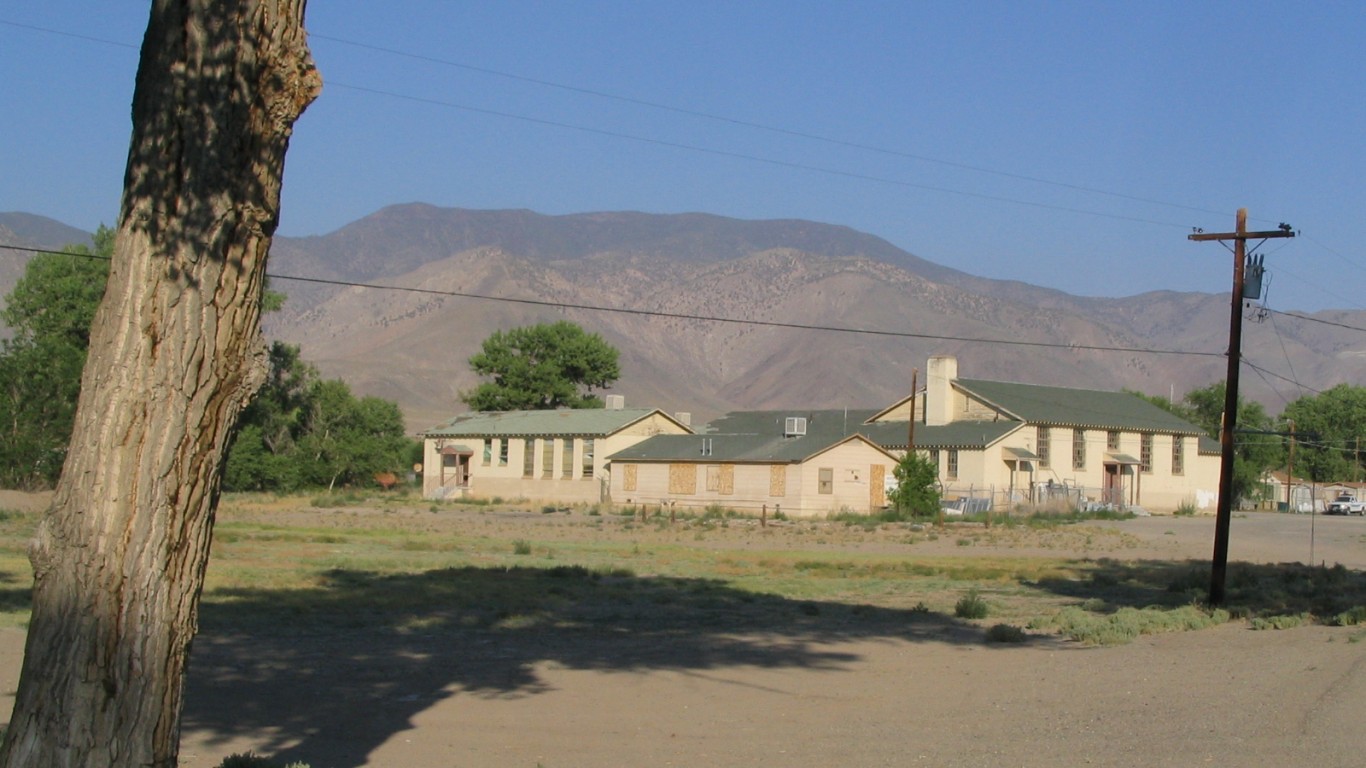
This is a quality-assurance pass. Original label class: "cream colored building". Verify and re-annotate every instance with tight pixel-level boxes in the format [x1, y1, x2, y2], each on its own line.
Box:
[421, 406, 691, 503]
[608, 413, 898, 517]
[864, 356, 1222, 513]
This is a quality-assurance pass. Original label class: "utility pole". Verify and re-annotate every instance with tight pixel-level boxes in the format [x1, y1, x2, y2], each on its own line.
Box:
[1286, 420, 1295, 513]
[1189, 209, 1295, 604]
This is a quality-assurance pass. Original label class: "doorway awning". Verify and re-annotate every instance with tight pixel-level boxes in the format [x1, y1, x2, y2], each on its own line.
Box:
[440, 444, 474, 456]
[1003, 447, 1040, 461]
[1105, 452, 1141, 465]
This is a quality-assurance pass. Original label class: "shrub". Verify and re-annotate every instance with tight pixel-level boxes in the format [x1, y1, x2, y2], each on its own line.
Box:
[955, 590, 989, 619]
[1174, 501, 1198, 517]
[512, 539, 532, 555]
[985, 624, 1027, 643]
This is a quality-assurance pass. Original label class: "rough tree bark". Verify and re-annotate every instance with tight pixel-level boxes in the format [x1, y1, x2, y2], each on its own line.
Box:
[0, 2, 319, 766]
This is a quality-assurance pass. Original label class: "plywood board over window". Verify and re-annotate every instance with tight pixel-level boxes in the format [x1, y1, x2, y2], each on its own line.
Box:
[622, 463, 638, 492]
[769, 465, 786, 497]
[870, 464, 886, 508]
[719, 464, 734, 495]
[669, 464, 698, 495]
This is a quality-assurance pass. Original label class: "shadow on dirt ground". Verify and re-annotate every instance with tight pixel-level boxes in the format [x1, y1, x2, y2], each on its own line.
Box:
[1034, 557, 1366, 617]
[184, 565, 1027, 767]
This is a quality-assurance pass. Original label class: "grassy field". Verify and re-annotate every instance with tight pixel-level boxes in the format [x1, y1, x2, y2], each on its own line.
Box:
[2, 492, 1366, 646]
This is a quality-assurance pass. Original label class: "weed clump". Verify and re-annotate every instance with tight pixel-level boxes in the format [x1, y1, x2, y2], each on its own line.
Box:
[955, 589, 989, 619]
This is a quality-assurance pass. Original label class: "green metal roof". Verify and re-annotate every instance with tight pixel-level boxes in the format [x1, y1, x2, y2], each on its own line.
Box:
[608, 432, 888, 464]
[861, 420, 1020, 450]
[956, 378, 1205, 435]
[610, 409, 1013, 462]
[423, 408, 682, 438]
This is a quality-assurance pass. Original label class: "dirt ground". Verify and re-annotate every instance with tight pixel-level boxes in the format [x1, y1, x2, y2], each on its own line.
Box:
[1, 503, 1364, 767]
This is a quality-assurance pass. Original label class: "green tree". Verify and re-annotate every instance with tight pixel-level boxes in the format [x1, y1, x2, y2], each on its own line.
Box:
[0, 228, 112, 488]
[888, 452, 940, 517]
[1179, 382, 1282, 504]
[224, 343, 415, 493]
[297, 379, 410, 491]
[1279, 384, 1366, 482]
[463, 321, 621, 410]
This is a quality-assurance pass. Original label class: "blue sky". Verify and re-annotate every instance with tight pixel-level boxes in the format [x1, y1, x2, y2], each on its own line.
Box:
[2, 1, 1362, 312]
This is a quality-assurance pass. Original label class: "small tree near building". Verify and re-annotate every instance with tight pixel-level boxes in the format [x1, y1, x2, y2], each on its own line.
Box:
[888, 452, 940, 517]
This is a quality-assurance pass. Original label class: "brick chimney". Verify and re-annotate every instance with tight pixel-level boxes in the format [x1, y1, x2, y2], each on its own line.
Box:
[926, 355, 958, 426]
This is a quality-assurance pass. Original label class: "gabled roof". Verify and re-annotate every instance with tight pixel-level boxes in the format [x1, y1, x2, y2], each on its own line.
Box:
[860, 420, 1021, 451]
[608, 431, 893, 464]
[956, 378, 1205, 435]
[422, 408, 689, 438]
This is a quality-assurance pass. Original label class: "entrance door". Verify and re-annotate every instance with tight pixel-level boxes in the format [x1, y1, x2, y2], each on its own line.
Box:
[1103, 463, 1123, 505]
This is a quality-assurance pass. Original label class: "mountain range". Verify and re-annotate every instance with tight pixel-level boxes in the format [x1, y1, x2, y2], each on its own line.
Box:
[4, 205, 1364, 431]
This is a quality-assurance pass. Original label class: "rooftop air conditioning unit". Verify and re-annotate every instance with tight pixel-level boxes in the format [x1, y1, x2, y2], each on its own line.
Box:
[784, 416, 807, 437]
[605, 395, 625, 410]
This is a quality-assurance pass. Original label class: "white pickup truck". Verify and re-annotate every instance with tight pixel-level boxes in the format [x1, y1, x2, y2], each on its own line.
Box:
[1325, 494, 1366, 515]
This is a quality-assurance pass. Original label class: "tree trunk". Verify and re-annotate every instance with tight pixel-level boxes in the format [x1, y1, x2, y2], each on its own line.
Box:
[0, 2, 319, 766]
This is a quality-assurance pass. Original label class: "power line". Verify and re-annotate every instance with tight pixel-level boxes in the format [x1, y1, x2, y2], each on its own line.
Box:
[329, 82, 1196, 230]
[0, 243, 1225, 358]
[313, 32, 1233, 221]
[1265, 308, 1366, 334]
[0, 18, 1209, 230]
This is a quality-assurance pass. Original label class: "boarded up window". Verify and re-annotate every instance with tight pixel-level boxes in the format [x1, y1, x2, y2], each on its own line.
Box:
[719, 464, 734, 495]
[870, 464, 886, 508]
[769, 465, 786, 497]
[622, 463, 637, 492]
[669, 464, 697, 495]
[706, 465, 721, 492]
[818, 467, 833, 494]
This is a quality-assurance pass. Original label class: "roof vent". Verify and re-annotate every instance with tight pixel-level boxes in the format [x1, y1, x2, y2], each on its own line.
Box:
[604, 395, 625, 410]
[784, 416, 807, 437]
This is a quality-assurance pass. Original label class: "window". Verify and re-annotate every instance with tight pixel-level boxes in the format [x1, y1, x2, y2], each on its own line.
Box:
[769, 465, 786, 497]
[542, 438, 555, 477]
[1036, 427, 1050, 468]
[1172, 435, 1184, 475]
[669, 463, 697, 494]
[562, 438, 575, 477]
[1106, 430, 1120, 451]
[1140, 433, 1153, 474]
[523, 438, 535, 477]
[947, 450, 959, 480]
[498, 439, 508, 467]
[482, 440, 492, 466]
[818, 467, 833, 494]
[582, 438, 594, 478]
[1072, 429, 1086, 470]
[623, 463, 637, 492]
[929, 449, 940, 468]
